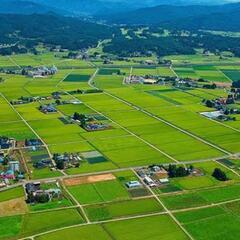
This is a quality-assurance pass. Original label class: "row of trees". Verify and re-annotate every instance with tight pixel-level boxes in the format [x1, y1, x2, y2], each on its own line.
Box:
[166, 165, 228, 182]
[103, 29, 240, 57]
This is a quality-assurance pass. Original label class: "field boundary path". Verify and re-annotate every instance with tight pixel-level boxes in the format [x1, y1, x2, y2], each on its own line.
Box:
[17, 181, 240, 240]
[104, 90, 231, 156]
[87, 70, 232, 156]
[0, 93, 54, 164]
[65, 88, 179, 163]
[132, 168, 195, 240]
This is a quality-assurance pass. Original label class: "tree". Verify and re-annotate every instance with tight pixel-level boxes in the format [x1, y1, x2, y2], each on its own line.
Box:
[73, 112, 87, 126]
[232, 80, 240, 89]
[55, 99, 61, 105]
[35, 193, 50, 203]
[56, 160, 65, 170]
[3, 156, 9, 166]
[212, 168, 228, 181]
[168, 165, 177, 178]
[205, 99, 214, 108]
[26, 192, 35, 204]
[176, 166, 189, 177]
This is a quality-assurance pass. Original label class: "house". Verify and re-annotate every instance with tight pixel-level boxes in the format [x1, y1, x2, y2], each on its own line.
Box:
[9, 161, 20, 172]
[85, 122, 110, 131]
[144, 60, 155, 65]
[53, 153, 82, 169]
[143, 79, 158, 84]
[201, 111, 223, 120]
[144, 176, 156, 187]
[26, 65, 58, 78]
[125, 181, 142, 189]
[34, 188, 61, 200]
[34, 160, 52, 169]
[25, 182, 41, 194]
[159, 178, 169, 184]
[125, 75, 145, 84]
[2, 170, 15, 179]
[25, 139, 42, 147]
[0, 137, 14, 150]
[39, 104, 57, 114]
[70, 100, 82, 105]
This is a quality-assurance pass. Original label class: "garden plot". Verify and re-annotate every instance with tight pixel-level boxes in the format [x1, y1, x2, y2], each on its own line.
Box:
[98, 68, 122, 75]
[81, 151, 108, 164]
[64, 74, 91, 82]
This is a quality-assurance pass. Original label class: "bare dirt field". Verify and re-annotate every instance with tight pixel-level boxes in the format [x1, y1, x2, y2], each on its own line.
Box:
[64, 173, 116, 186]
[0, 197, 28, 216]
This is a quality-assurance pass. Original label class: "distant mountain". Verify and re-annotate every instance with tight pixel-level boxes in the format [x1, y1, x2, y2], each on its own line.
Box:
[164, 7, 240, 31]
[104, 2, 240, 26]
[0, 0, 237, 16]
[0, 0, 66, 15]
[30, 0, 135, 16]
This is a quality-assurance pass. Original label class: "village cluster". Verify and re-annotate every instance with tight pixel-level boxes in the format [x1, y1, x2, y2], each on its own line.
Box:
[0, 137, 22, 187]
[202, 89, 240, 122]
[0, 137, 45, 188]
[124, 74, 212, 89]
[136, 165, 204, 188]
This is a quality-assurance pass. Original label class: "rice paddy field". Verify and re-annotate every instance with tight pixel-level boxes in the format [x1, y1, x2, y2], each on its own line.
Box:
[0, 52, 240, 239]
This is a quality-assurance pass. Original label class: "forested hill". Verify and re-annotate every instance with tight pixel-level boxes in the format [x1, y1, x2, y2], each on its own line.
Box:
[0, 0, 67, 15]
[0, 14, 117, 51]
[104, 2, 240, 29]
[163, 8, 240, 31]
[104, 5, 217, 25]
